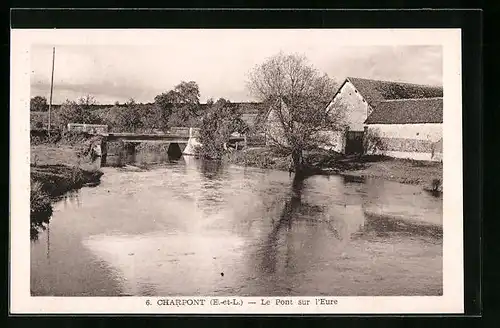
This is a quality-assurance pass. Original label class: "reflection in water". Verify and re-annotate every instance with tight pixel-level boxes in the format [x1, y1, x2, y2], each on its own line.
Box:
[200, 159, 224, 180]
[61, 190, 81, 208]
[31, 207, 52, 242]
[31, 219, 49, 241]
[260, 175, 306, 275]
[31, 146, 443, 296]
[103, 142, 185, 168]
[31, 190, 83, 241]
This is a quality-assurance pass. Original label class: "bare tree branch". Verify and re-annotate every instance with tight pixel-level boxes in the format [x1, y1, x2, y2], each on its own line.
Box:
[247, 53, 348, 173]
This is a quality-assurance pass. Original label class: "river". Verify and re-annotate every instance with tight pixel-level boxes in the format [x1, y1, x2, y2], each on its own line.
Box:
[31, 149, 443, 296]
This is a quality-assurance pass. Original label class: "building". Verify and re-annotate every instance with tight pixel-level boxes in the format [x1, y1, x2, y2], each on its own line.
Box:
[323, 77, 443, 161]
[261, 77, 443, 161]
[364, 97, 443, 161]
[231, 102, 268, 146]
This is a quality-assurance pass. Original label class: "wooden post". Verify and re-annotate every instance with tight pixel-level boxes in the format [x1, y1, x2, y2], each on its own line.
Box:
[48, 47, 55, 138]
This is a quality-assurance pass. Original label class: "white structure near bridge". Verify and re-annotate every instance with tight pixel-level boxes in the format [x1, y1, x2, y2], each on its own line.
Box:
[182, 127, 202, 155]
[67, 123, 109, 134]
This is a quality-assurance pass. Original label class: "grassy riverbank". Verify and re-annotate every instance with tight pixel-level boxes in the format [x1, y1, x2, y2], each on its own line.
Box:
[30, 143, 104, 232]
[226, 147, 443, 191]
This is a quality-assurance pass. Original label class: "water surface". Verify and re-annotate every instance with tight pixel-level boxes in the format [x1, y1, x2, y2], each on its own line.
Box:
[31, 150, 443, 296]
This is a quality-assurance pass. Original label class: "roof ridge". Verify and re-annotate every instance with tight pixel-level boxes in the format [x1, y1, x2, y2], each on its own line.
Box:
[379, 97, 443, 102]
[346, 76, 443, 89]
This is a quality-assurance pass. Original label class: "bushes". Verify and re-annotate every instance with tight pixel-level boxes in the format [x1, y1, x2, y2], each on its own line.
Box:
[198, 99, 249, 159]
[30, 180, 53, 220]
[431, 178, 442, 192]
[363, 128, 384, 155]
[226, 148, 288, 170]
[51, 97, 103, 130]
[30, 130, 63, 145]
[31, 180, 53, 240]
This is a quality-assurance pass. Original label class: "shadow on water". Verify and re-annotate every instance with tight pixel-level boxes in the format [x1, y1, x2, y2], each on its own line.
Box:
[260, 175, 326, 274]
[354, 212, 443, 239]
[258, 172, 443, 275]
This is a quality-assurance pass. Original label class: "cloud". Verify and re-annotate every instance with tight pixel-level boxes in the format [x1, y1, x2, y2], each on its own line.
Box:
[319, 46, 442, 86]
[30, 41, 442, 104]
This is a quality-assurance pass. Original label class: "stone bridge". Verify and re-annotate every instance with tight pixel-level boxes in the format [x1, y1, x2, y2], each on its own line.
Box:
[101, 127, 246, 157]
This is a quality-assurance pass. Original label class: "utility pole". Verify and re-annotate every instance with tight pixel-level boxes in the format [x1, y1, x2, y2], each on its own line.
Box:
[48, 47, 55, 138]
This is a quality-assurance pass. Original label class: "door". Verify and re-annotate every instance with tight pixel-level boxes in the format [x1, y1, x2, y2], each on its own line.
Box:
[345, 131, 364, 154]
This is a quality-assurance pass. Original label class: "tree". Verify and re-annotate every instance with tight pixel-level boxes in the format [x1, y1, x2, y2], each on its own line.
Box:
[139, 103, 162, 133]
[30, 96, 48, 111]
[52, 95, 101, 129]
[247, 52, 344, 176]
[76, 95, 100, 123]
[198, 98, 248, 159]
[153, 81, 202, 130]
[114, 98, 143, 132]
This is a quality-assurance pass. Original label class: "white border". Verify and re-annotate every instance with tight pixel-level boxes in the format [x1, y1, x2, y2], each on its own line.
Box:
[10, 28, 463, 314]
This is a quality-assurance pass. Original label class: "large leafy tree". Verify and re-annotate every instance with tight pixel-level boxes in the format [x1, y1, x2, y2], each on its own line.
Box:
[153, 81, 202, 130]
[198, 98, 248, 159]
[247, 52, 343, 175]
[114, 98, 143, 132]
[30, 96, 48, 111]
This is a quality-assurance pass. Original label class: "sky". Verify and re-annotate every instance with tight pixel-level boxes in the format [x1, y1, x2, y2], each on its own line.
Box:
[30, 30, 443, 105]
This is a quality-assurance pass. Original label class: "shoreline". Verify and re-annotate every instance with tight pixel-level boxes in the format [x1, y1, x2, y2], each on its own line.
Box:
[225, 147, 443, 192]
[31, 164, 104, 199]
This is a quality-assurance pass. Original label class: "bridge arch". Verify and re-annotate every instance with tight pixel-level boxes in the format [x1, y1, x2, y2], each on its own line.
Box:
[167, 143, 184, 159]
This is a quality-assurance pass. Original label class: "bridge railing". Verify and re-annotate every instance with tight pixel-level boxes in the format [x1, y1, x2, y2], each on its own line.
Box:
[169, 127, 190, 136]
[67, 123, 109, 135]
[168, 127, 201, 138]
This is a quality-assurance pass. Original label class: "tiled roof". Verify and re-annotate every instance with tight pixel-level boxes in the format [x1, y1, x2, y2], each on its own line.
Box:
[364, 98, 443, 124]
[347, 77, 443, 108]
[235, 102, 266, 115]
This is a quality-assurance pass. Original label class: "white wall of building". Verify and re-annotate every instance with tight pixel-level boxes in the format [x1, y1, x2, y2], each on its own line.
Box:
[326, 81, 370, 132]
[367, 123, 442, 142]
[366, 123, 443, 161]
